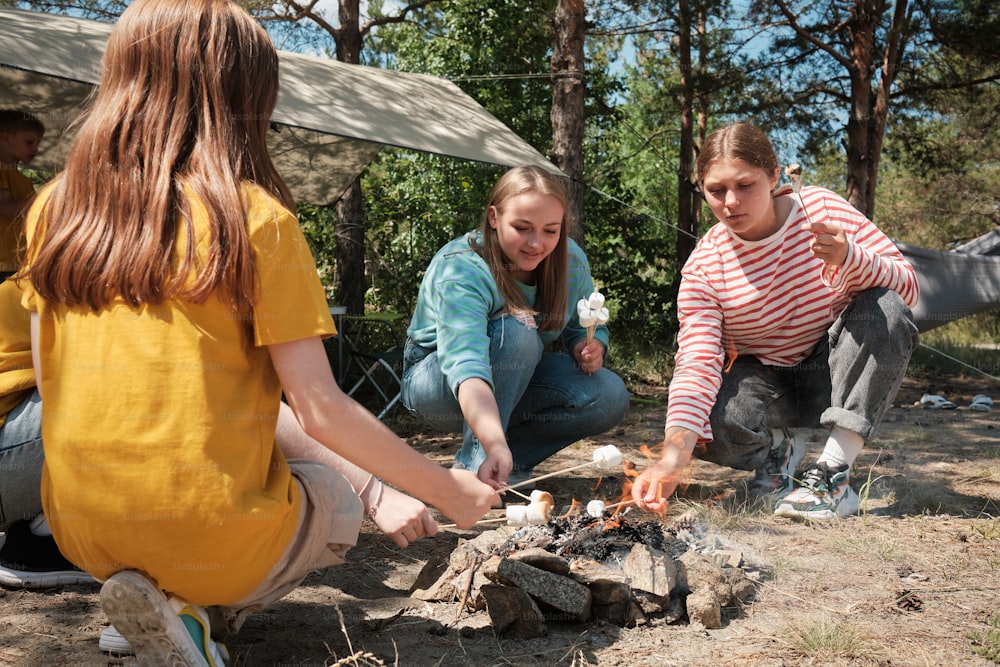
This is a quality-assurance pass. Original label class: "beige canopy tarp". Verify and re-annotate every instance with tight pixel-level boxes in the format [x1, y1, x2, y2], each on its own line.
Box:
[0, 8, 559, 204]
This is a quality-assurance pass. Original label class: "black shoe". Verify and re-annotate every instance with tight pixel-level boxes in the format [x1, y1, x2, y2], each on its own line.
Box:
[0, 520, 96, 588]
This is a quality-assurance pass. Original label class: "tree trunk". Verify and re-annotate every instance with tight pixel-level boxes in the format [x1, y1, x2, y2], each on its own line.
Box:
[335, 0, 367, 314]
[676, 0, 697, 270]
[335, 181, 366, 315]
[843, 0, 909, 218]
[551, 0, 586, 245]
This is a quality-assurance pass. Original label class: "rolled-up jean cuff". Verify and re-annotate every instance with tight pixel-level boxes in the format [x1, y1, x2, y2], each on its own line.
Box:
[214, 459, 363, 634]
[820, 407, 874, 440]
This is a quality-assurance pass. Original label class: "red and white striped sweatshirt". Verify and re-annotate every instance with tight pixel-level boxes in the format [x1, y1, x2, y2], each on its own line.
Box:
[666, 185, 919, 440]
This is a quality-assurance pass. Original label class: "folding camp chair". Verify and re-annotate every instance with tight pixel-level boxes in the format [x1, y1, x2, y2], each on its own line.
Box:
[337, 313, 405, 421]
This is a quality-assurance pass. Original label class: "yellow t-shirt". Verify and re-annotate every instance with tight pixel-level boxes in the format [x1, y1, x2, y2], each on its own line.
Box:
[21, 184, 337, 605]
[0, 279, 35, 428]
[0, 168, 35, 272]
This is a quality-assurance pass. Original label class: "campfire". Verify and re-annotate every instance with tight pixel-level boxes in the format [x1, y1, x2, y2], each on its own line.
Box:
[414, 446, 766, 638]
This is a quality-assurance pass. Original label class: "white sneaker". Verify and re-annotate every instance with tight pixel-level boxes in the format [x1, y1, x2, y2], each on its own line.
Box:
[100, 570, 228, 666]
[751, 429, 805, 498]
[774, 462, 860, 520]
[98, 625, 133, 655]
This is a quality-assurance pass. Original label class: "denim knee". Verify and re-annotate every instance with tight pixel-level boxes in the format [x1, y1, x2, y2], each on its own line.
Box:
[487, 314, 544, 367]
[836, 288, 918, 351]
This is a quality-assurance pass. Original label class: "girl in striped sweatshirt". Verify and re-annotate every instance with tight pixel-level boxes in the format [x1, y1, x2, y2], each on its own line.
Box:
[632, 122, 919, 520]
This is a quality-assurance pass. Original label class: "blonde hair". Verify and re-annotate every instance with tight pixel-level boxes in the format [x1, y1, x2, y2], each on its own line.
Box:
[23, 0, 292, 313]
[474, 166, 569, 332]
[695, 122, 778, 189]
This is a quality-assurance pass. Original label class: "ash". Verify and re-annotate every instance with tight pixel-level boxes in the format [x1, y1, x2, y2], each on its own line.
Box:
[494, 508, 770, 574]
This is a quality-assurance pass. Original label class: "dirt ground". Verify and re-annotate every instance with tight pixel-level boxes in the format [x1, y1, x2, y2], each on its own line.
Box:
[1, 374, 999, 667]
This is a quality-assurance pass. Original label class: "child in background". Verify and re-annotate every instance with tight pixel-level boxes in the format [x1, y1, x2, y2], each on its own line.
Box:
[0, 279, 94, 589]
[632, 122, 919, 521]
[18, 1, 497, 664]
[402, 166, 630, 489]
[0, 110, 44, 281]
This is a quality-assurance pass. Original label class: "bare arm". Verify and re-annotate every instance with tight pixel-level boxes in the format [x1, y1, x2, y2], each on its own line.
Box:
[269, 336, 498, 529]
[275, 401, 435, 548]
[456, 377, 512, 488]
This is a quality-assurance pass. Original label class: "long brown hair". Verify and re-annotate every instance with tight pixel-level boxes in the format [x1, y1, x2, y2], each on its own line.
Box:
[474, 166, 570, 332]
[695, 122, 778, 189]
[23, 0, 292, 313]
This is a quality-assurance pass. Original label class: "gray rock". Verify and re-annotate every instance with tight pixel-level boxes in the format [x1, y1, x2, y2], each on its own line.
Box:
[568, 559, 631, 605]
[509, 547, 570, 575]
[677, 550, 732, 605]
[495, 558, 592, 622]
[685, 588, 722, 628]
[622, 543, 677, 597]
[480, 584, 548, 639]
[712, 549, 743, 569]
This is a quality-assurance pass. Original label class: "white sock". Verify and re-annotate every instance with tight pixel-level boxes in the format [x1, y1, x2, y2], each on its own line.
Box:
[29, 513, 52, 537]
[816, 426, 864, 469]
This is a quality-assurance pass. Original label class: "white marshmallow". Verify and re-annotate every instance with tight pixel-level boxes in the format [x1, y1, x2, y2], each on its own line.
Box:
[530, 490, 554, 506]
[505, 504, 529, 526]
[579, 313, 596, 328]
[587, 291, 605, 310]
[586, 499, 606, 518]
[506, 502, 551, 526]
[576, 298, 590, 316]
[526, 503, 551, 524]
[592, 444, 623, 469]
[595, 307, 609, 325]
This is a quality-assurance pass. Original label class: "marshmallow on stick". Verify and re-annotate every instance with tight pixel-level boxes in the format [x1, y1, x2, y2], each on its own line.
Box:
[785, 163, 815, 226]
[576, 291, 609, 345]
[785, 163, 803, 193]
[440, 490, 554, 528]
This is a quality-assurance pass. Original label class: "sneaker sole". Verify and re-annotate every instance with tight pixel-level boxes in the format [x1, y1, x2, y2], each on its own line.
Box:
[100, 570, 209, 667]
[0, 566, 96, 589]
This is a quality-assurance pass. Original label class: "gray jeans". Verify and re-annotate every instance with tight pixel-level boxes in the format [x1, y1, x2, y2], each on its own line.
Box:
[702, 288, 919, 472]
[0, 390, 43, 531]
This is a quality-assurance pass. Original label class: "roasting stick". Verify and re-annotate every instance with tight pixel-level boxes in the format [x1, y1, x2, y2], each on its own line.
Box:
[585, 497, 637, 517]
[500, 445, 624, 492]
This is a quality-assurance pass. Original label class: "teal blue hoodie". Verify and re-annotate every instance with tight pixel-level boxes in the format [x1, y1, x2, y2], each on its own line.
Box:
[407, 231, 609, 396]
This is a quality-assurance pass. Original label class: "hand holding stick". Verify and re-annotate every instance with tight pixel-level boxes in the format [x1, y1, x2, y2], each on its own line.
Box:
[440, 489, 555, 528]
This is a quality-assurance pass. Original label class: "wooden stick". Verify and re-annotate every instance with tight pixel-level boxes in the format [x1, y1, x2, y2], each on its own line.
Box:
[604, 498, 637, 511]
[438, 516, 508, 529]
[501, 460, 598, 491]
[503, 487, 533, 501]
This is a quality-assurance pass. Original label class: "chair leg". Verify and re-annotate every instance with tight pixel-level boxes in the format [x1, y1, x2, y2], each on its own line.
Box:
[347, 358, 402, 421]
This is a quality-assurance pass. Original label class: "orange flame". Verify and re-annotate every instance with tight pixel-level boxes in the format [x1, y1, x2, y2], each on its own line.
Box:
[559, 498, 581, 520]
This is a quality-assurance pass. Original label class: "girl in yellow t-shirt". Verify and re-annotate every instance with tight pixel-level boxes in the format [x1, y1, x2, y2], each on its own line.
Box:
[17, 1, 498, 664]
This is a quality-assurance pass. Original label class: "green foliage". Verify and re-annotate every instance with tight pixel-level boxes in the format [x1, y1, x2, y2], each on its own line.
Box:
[296, 203, 339, 303]
[968, 614, 1000, 663]
[360, 151, 505, 317]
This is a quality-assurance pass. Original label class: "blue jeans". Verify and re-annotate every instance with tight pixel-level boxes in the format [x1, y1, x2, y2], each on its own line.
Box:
[704, 288, 919, 472]
[0, 390, 43, 531]
[401, 315, 631, 473]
